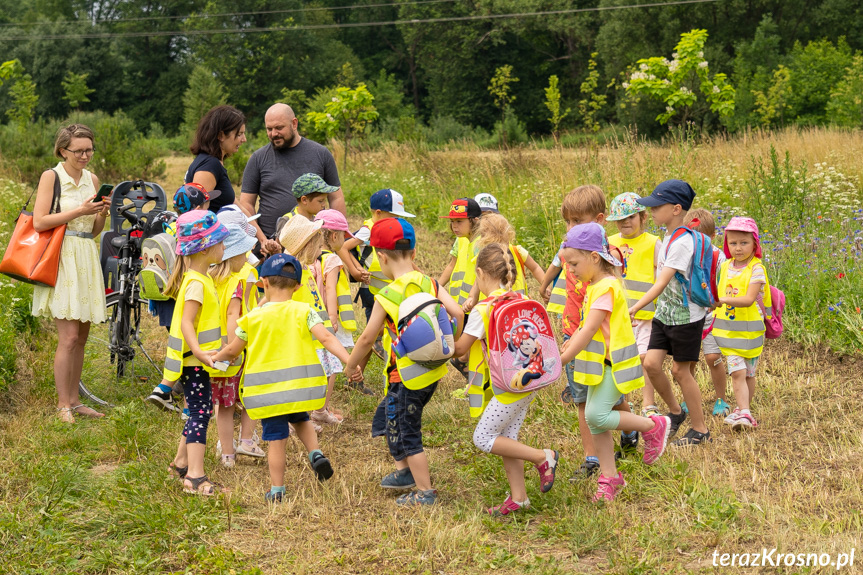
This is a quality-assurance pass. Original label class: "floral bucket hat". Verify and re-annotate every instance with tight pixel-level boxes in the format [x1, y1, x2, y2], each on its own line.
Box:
[606, 192, 646, 222]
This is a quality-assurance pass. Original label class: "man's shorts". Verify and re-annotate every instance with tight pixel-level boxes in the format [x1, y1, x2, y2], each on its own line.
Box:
[647, 317, 706, 363]
[261, 411, 311, 442]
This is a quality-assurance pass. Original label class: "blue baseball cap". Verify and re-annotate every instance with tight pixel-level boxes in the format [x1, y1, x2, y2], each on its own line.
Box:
[258, 253, 303, 282]
[369, 189, 415, 218]
[173, 183, 221, 215]
[636, 179, 696, 210]
[370, 217, 416, 250]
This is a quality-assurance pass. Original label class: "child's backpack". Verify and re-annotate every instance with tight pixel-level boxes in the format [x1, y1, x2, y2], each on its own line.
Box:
[664, 227, 719, 308]
[138, 233, 176, 301]
[483, 292, 562, 394]
[760, 285, 785, 339]
[381, 278, 455, 369]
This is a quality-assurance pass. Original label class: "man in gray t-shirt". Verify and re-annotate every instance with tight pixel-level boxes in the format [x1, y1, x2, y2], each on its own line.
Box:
[239, 103, 345, 253]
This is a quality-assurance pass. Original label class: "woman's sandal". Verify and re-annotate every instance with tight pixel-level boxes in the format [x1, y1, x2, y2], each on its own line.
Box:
[57, 407, 75, 424]
[168, 463, 188, 480]
[183, 475, 226, 496]
[71, 404, 105, 418]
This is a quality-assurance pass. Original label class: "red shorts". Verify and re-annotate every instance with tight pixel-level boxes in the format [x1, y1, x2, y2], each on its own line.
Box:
[211, 369, 242, 408]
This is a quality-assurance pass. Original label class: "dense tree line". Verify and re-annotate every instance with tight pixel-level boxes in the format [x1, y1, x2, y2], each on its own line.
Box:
[0, 0, 861, 138]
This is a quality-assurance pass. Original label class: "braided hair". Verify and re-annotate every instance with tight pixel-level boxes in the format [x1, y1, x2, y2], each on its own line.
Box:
[475, 243, 517, 291]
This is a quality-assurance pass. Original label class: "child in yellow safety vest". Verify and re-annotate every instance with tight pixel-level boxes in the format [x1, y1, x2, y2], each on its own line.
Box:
[346, 218, 465, 507]
[474, 212, 546, 298]
[438, 197, 483, 310]
[559, 223, 671, 503]
[315, 209, 375, 396]
[279, 216, 343, 428]
[715, 216, 771, 431]
[208, 211, 266, 468]
[163, 210, 230, 497]
[451, 243, 560, 517]
[212, 253, 361, 503]
[606, 192, 661, 418]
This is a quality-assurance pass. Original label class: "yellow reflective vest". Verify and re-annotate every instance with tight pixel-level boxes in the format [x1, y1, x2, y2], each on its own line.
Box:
[376, 271, 448, 391]
[214, 273, 245, 377]
[449, 236, 479, 306]
[608, 231, 658, 321]
[321, 250, 357, 332]
[293, 266, 333, 347]
[573, 276, 645, 394]
[547, 263, 567, 315]
[163, 270, 225, 380]
[363, 218, 391, 295]
[238, 261, 259, 314]
[237, 300, 327, 419]
[713, 258, 772, 359]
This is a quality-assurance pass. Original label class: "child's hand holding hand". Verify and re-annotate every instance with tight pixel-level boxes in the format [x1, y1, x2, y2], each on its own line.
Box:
[462, 296, 476, 313]
[348, 366, 364, 383]
[194, 349, 218, 368]
[543, 286, 551, 302]
[361, 270, 371, 283]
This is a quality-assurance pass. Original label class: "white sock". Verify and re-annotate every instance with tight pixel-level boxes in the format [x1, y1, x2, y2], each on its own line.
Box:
[543, 449, 557, 467]
[740, 408, 751, 415]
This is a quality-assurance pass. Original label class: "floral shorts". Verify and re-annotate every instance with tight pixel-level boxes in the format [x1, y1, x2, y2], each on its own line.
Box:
[316, 348, 343, 377]
[726, 355, 759, 377]
[211, 370, 242, 408]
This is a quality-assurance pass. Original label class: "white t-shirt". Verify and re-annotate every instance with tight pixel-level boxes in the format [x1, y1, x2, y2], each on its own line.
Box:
[655, 232, 706, 326]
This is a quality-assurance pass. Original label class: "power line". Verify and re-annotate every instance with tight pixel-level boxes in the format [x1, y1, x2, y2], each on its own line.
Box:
[0, 0, 458, 28]
[0, 0, 723, 41]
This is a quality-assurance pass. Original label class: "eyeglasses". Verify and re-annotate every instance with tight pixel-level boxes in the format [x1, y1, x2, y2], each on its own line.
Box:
[65, 147, 96, 158]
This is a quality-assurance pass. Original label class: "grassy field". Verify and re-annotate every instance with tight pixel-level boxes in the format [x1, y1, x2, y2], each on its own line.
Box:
[2, 128, 863, 574]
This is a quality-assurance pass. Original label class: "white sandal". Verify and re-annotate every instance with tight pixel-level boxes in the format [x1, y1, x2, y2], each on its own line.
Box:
[236, 439, 266, 458]
[57, 407, 75, 423]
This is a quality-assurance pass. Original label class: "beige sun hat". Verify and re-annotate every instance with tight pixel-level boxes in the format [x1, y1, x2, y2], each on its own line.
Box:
[279, 215, 324, 255]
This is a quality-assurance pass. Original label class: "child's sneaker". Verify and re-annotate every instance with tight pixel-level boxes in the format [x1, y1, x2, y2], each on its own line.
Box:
[560, 386, 574, 404]
[488, 495, 530, 517]
[712, 398, 731, 417]
[380, 468, 416, 490]
[146, 388, 179, 412]
[681, 401, 689, 414]
[731, 411, 758, 431]
[181, 408, 190, 421]
[346, 379, 376, 396]
[569, 459, 600, 481]
[723, 407, 741, 425]
[236, 438, 266, 458]
[535, 449, 559, 493]
[592, 472, 626, 502]
[311, 408, 343, 425]
[641, 415, 671, 465]
[396, 489, 438, 506]
[641, 405, 660, 418]
[264, 489, 283, 503]
[620, 431, 639, 452]
[310, 451, 334, 481]
[667, 409, 687, 437]
[671, 428, 712, 447]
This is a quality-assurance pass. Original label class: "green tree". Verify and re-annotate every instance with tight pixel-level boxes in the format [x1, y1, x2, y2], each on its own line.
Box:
[279, 88, 308, 115]
[0, 59, 22, 85]
[6, 74, 39, 126]
[578, 54, 606, 133]
[783, 38, 854, 124]
[182, 65, 227, 133]
[544, 75, 569, 143]
[61, 71, 95, 110]
[623, 29, 735, 127]
[752, 66, 793, 127]
[488, 65, 519, 147]
[306, 83, 378, 171]
[826, 54, 863, 127]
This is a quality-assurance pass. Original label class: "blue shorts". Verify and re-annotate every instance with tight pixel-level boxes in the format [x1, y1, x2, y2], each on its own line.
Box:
[261, 411, 311, 442]
[371, 378, 437, 461]
[564, 334, 624, 407]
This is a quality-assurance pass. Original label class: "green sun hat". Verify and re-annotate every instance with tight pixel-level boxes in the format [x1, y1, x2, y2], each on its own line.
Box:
[292, 173, 339, 198]
[607, 192, 646, 221]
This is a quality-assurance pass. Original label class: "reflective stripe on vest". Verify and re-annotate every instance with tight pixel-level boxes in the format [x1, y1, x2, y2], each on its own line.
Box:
[237, 300, 328, 419]
[215, 273, 245, 377]
[713, 257, 772, 359]
[572, 277, 645, 394]
[547, 263, 567, 314]
[450, 236, 478, 306]
[293, 267, 333, 346]
[363, 219, 392, 295]
[609, 232, 658, 320]
[163, 270, 225, 381]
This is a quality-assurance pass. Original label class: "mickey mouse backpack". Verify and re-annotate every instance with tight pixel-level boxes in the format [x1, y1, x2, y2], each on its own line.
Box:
[482, 292, 561, 394]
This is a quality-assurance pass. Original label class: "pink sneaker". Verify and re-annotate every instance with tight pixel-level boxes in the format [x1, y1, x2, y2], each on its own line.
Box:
[642, 415, 671, 465]
[311, 408, 343, 425]
[487, 495, 530, 517]
[731, 411, 758, 430]
[592, 472, 626, 502]
[535, 449, 559, 493]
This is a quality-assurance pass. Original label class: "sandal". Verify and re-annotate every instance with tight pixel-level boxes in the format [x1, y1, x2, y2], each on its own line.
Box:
[236, 439, 266, 458]
[168, 462, 188, 479]
[183, 475, 225, 496]
[71, 404, 105, 418]
[57, 407, 75, 424]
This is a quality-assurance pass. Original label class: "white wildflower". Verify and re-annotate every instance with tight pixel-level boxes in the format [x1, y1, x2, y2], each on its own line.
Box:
[680, 86, 690, 94]
[622, 82, 630, 89]
[331, 97, 338, 102]
[713, 85, 720, 93]
[640, 63, 649, 72]
[698, 51, 704, 58]
[698, 61, 708, 69]
[666, 106, 675, 113]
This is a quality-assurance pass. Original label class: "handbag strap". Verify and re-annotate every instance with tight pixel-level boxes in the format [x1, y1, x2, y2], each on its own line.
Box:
[22, 168, 62, 213]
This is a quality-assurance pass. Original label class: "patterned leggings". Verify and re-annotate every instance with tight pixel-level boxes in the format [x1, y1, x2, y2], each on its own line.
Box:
[181, 366, 212, 445]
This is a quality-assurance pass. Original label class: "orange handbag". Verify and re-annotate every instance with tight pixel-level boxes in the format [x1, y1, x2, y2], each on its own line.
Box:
[0, 169, 66, 287]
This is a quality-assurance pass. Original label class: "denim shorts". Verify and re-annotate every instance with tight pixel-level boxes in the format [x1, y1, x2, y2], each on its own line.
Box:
[564, 334, 624, 407]
[261, 411, 311, 441]
[371, 378, 438, 461]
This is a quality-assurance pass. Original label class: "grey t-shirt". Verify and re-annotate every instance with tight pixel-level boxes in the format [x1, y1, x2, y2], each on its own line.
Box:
[241, 137, 340, 237]
[654, 232, 707, 326]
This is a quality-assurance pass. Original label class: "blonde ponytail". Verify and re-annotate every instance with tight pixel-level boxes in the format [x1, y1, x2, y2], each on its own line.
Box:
[476, 243, 516, 291]
[477, 213, 516, 250]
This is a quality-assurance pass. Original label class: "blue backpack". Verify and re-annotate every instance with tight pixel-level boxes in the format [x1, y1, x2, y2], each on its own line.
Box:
[664, 227, 719, 308]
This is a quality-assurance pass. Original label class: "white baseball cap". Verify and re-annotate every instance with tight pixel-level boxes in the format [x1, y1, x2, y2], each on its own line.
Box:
[474, 192, 499, 213]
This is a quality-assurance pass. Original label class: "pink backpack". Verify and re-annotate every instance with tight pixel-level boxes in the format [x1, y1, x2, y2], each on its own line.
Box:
[760, 285, 785, 339]
[482, 292, 562, 394]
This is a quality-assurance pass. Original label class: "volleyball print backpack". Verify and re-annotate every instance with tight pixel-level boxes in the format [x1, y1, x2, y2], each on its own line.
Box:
[483, 292, 561, 394]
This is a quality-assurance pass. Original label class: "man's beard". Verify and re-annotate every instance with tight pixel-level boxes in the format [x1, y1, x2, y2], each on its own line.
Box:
[271, 130, 296, 149]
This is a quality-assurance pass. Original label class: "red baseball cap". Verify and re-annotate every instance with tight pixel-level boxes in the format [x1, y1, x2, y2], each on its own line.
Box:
[370, 217, 416, 250]
[440, 198, 481, 219]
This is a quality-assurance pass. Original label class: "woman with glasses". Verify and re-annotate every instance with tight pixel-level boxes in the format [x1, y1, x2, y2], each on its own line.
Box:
[32, 123, 110, 423]
[185, 105, 247, 214]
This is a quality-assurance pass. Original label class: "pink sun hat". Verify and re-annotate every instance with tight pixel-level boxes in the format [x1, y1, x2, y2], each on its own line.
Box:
[723, 216, 761, 259]
[314, 209, 355, 239]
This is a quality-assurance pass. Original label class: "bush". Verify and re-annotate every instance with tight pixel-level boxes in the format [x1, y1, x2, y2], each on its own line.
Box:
[481, 108, 528, 148]
[0, 111, 168, 186]
[421, 115, 487, 145]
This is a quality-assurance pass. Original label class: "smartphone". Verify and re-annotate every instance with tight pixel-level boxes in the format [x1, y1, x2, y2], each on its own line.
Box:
[212, 360, 229, 372]
[92, 183, 113, 203]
